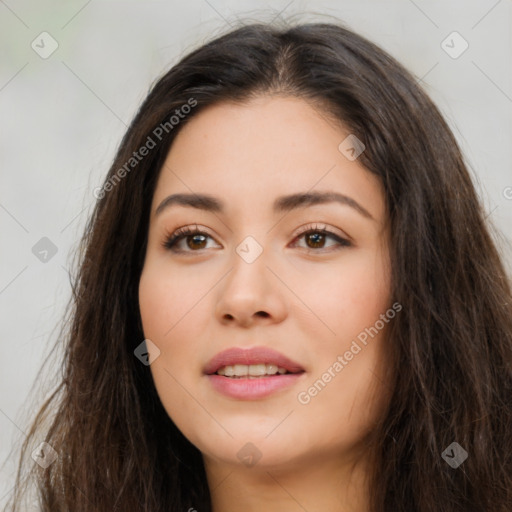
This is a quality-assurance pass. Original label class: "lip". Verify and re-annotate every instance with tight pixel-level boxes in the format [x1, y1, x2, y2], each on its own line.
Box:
[207, 373, 305, 400]
[204, 346, 306, 400]
[203, 346, 305, 375]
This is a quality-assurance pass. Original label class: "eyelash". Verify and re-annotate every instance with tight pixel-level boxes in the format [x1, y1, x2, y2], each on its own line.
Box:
[161, 223, 351, 254]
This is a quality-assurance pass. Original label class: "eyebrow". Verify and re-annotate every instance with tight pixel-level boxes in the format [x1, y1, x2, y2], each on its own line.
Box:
[155, 191, 374, 220]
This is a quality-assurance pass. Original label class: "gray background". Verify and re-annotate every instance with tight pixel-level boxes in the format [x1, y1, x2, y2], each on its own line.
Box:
[1, 0, 511, 503]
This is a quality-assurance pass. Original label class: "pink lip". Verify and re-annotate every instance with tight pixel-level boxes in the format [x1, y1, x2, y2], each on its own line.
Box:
[204, 346, 306, 400]
[203, 346, 304, 375]
[207, 373, 305, 400]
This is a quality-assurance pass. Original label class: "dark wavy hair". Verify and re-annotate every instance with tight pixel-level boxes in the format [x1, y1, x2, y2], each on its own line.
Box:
[5, 18, 512, 512]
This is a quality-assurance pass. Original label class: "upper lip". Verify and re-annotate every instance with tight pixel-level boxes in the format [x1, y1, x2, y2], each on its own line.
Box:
[204, 346, 305, 375]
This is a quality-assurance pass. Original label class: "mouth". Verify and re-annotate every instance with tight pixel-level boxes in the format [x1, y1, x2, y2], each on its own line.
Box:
[204, 346, 305, 400]
[204, 346, 305, 376]
[215, 363, 296, 378]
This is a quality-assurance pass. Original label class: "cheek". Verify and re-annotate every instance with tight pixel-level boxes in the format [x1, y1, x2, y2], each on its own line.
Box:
[138, 263, 213, 440]
[139, 261, 206, 338]
[138, 263, 205, 378]
[342, 249, 391, 328]
[292, 248, 391, 435]
[291, 247, 391, 339]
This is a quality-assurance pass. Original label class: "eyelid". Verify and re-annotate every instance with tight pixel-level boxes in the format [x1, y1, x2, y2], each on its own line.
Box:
[292, 222, 351, 243]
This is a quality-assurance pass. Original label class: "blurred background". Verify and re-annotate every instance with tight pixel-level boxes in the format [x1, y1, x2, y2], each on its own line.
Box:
[1, 0, 511, 504]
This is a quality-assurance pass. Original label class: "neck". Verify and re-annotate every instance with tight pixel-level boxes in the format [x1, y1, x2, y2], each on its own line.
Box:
[204, 449, 372, 512]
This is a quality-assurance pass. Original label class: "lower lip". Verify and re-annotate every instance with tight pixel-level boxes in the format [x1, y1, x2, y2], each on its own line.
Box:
[207, 373, 304, 400]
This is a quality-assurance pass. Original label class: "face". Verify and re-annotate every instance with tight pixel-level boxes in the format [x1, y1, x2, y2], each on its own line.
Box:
[138, 95, 392, 472]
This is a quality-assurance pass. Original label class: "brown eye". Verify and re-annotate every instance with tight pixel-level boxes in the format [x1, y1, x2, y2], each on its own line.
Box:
[305, 232, 327, 249]
[292, 225, 351, 252]
[163, 227, 218, 252]
[184, 233, 208, 250]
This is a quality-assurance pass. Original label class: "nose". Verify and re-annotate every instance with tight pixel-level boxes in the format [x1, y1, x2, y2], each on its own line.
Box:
[214, 247, 287, 328]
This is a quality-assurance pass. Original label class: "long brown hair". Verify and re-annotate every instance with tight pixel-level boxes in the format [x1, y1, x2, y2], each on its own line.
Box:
[5, 19, 512, 512]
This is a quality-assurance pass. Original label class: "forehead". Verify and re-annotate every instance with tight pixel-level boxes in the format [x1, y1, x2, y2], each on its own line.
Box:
[152, 96, 385, 222]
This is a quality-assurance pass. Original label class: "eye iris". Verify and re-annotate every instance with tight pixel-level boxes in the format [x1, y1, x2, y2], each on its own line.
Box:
[306, 232, 325, 249]
[187, 234, 207, 250]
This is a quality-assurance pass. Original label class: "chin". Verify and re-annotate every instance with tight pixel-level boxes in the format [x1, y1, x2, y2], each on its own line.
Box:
[193, 426, 306, 469]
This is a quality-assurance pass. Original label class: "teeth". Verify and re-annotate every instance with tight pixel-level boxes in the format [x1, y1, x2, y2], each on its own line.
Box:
[216, 364, 288, 377]
[233, 364, 248, 376]
[266, 364, 278, 375]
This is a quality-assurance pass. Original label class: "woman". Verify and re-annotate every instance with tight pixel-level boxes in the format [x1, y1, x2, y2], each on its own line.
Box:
[7, 19, 512, 512]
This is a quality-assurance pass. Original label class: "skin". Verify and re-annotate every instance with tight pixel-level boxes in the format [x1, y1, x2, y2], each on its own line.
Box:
[139, 95, 392, 512]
